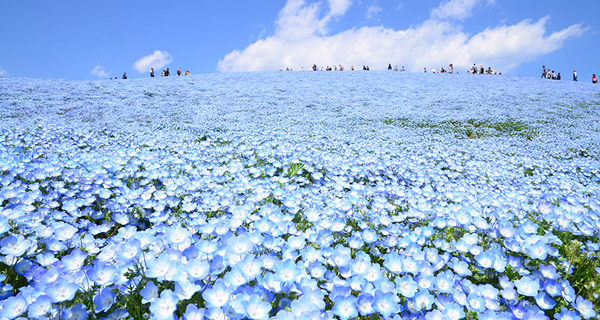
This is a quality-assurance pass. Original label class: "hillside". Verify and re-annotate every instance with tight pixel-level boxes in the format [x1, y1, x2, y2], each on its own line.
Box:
[0, 72, 599, 319]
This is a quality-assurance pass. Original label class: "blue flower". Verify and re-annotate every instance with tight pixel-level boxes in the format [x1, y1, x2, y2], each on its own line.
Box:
[575, 296, 596, 319]
[555, 307, 582, 320]
[0, 294, 28, 319]
[514, 276, 540, 297]
[332, 295, 358, 320]
[466, 293, 486, 313]
[61, 248, 88, 272]
[243, 294, 271, 320]
[149, 289, 178, 320]
[94, 288, 115, 313]
[374, 290, 400, 316]
[141, 281, 159, 304]
[61, 303, 88, 320]
[396, 274, 418, 298]
[182, 304, 205, 320]
[27, 295, 53, 319]
[89, 262, 117, 286]
[46, 280, 79, 303]
[535, 291, 556, 310]
[356, 293, 375, 316]
[0, 234, 34, 257]
[202, 279, 233, 308]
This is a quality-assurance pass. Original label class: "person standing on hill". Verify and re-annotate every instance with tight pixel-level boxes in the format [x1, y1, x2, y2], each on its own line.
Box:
[557, 73, 561, 80]
[388, 63, 392, 70]
[593, 74, 598, 84]
[573, 70, 578, 81]
[542, 65, 546, 78]
[122, 72, 127, 79]
[165, 68, 170, 76]
[150, 68, 154, 78]
[177, 68, 181, 76]
[449, 64, 453, 74]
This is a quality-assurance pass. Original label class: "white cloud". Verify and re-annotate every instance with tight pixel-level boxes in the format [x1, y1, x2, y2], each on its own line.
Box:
[430, 0, 494, 20]
[0, 66, 7, 77]
[366, 5, 382, 19]
[90, 64, 110, 78]
[134, 50, 173, 73]
[218, 0, 586, 73]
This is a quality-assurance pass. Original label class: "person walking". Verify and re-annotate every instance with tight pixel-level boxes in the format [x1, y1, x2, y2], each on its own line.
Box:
[573, 70, 578, 81]
[541, 65, 546, 78]
[150, 68, 154, 78]
[177, 67, 181, 76]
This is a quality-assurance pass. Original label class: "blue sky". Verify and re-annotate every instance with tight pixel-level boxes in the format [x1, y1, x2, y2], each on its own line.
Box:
[0, 0, 598, 80]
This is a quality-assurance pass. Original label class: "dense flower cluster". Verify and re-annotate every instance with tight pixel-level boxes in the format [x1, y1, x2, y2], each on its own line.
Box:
[0, 72, 599, 319]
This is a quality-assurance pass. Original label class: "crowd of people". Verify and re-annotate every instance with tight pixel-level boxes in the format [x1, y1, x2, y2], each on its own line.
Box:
[115, 64, 597, 83]
[543, 65, 597, 83]
[150, 67, 192, 77]
[541, 65, 562, 80]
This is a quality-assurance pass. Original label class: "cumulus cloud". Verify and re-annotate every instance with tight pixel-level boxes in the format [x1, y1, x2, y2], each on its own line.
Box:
[134, 50, 172, 73]
[90, 64, 110, 78]
[218, 0, 586, 73]
[0, 66, 7, 77]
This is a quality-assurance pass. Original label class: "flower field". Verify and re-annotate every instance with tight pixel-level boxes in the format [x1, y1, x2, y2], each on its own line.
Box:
[0, 72, 599, 319]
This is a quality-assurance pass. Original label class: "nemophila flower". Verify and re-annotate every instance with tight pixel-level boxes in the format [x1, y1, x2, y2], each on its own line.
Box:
[0, 294, 28, 319]
[227, 234, 253, 255]
[149, 289, 178, 320]
[362, 229, 378, 243]
[224, 266, 248, 287]
[374, 290, 400, 316]
[357, 293, 375, 316]
[442, 302, 465, 320]
[61, 303, 87, 320]
[561, 280, 577, 303]
[166, 225, 192, 245]
[186, 258, 210, 280]
[28, 295, 53, 319]
[330, 245, 351, 267]
[273, 259, 301, 284]
[0, 234, 34, 257]
[434, 270, 454, 294]
[575, 296, 596, 319]
[466, 293, 486, 313]
[141, 281, 159, 304]
[89, 262, 117, 286]
[46, 279, 79, 302]
[53, 223, 78, 241]
[452, 260, 472, 276]
[203, 279, 233, 308]
[102, 309, 129, 320]
[146, 253, 174, 279]
[174, 280, 202, 300]
[243, 294, 271, 320]
[535, 291, 556, 310]
[94, 287, 115, 313]
[396, 274, 418, 298]
[500, 286, 517, 301]
[183, 304, 205, 320]
[555, 307, 582, 320]
[524, 238, 551, 260]
[514, 276, 540, 297]
[383, 252, 403, 274]
[333, 295, 358, 320]
[61, 248, 87, 272]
